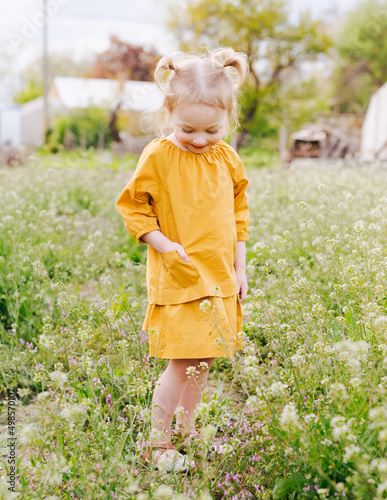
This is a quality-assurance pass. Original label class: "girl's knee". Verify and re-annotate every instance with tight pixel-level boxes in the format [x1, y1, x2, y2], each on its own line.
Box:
[169, 358, 213, 381]
[169, 359, 197, 380]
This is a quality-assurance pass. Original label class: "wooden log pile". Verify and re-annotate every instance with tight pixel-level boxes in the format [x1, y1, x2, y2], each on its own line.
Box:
[289, 124, 359, 162]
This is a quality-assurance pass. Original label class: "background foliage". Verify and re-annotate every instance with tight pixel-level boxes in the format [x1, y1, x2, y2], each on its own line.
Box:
[49, 107, 114, 151]
[333, 0, 387, 113]
[168, 0, 332, 141]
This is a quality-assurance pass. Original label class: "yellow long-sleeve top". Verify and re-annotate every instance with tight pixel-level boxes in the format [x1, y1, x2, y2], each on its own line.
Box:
[116, 138, 249, 305]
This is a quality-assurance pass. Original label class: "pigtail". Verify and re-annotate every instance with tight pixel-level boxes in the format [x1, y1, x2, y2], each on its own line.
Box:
[211, 48, 249, 90]
[154, 52, 182, 95]
[142, 52, 180, 135]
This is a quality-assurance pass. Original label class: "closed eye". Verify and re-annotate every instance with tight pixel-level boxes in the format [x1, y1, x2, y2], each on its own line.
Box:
[182, 129, 218, 134]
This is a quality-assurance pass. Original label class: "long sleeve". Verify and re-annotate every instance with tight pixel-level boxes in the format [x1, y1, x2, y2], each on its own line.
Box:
[116, 145, 161, 244]
[230, 154, 250, 241]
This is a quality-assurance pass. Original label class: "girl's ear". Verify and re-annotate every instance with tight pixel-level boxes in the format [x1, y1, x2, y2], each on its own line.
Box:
[165, 101, 171, 114]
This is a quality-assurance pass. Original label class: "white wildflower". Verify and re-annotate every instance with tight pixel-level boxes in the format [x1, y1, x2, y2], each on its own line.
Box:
[329, 382, 349, 401]
[38, 333, 56, 348]
[245, 395, 258, 407]
[349, 377, 361, 388]
[290, 353, 305, 367]
[198, 492, 213, 500]
[343, 444, 361, 463]
[378, 482, 387, 495]
[17, 388, 30, 398]
[209, 285, 222, 296]
[374, 316, 387, 331]
[49, 370, 68, 389]
[199, 299, 211, 312]
[37, 391, 50, 402]
[352, 222, 365, 234]
[304, 413, 318, 424]
[194, 401, 210, 418]
[267, 381, 289, 397]
[331, 416, 348, 441]
[219, 443, 233, 454]
[244, 355, 257, 367]
[60, 404, 86, 424]
[336, 482, 345, 492]
[32, 260, 48, 279]
[369, 223, 381, 232]
[20, 423, 35, 445]
[333, 339, 369, 374]
[154, 485, 174, 498]
[186, 366, 196, 376]
[378, 459, 387, 473]
[85, 242, 95, 255]
[280, 402, 301, 430]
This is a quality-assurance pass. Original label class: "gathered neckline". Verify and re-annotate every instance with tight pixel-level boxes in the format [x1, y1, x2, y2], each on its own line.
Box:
[158, 137, 223, 157]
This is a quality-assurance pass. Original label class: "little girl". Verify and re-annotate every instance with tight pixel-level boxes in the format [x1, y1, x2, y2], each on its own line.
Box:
[116, 47, 250, 472]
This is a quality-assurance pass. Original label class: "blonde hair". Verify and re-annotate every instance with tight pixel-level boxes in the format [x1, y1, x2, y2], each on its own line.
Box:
[141, 47, 249, 136]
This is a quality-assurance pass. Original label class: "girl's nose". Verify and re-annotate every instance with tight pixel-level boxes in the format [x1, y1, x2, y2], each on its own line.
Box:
[192, 135, 206, 145]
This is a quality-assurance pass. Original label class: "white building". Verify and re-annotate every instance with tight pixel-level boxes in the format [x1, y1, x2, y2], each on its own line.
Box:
[21, 77, 163, 147]
[22, 96, 48, 147]
[361, 82, 387, 161]
[0, 99, 22, 147]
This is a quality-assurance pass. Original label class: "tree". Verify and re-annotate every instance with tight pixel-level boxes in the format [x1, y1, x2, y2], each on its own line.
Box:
[333, 0, 387, 113]
[13, 78, 43, 104]
[168, 0, 332, 140]
[87, 35, 159, 81]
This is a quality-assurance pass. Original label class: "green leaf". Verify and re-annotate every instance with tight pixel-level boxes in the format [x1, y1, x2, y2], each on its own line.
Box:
[273, 474, 306, 499]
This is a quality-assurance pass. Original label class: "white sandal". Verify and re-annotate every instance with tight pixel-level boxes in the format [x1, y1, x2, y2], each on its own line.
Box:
[143, 442, 196, 472]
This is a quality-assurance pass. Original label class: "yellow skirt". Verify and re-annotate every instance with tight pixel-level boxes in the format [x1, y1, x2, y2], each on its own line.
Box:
[142, 294, 243, 359]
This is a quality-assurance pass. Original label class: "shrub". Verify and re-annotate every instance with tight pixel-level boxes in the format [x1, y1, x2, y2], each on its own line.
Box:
[53, 106, 112, 149]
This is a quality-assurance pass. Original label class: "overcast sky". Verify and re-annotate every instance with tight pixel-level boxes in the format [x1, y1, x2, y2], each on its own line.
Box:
[0, 0, 361, 98]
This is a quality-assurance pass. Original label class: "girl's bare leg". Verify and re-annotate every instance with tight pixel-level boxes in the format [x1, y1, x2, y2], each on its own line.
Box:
[151, 358, 214, 445]
[175, 357, 215, 437]
[151, 358, 198, 445]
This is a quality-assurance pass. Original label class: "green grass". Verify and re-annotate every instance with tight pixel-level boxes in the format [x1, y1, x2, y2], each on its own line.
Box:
[36, 147, 139, 172]
[1, 153, 387, 499]
[239, 140, 280, 169]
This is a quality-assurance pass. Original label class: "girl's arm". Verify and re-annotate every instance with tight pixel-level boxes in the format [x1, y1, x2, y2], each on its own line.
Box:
[234, 241, 246, 271]
[141, 230, 190, 262]
[234, 241, 248, 301]
[229, 151, 249, 302]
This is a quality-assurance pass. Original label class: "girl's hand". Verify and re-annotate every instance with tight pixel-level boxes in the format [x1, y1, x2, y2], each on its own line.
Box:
[235, 268, 248, 301]
[160, 242, 190, 263]
[140, 230, 190, 262]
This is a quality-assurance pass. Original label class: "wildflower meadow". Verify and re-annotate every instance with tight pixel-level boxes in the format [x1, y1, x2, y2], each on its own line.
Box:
[2, 154, 387, 499]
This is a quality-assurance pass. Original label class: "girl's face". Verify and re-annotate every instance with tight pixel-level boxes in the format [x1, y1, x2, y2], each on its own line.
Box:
[170, 103, 229, 154]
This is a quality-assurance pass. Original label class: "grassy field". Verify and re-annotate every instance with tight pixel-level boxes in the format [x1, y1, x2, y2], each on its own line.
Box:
[1, 152, 387, 499]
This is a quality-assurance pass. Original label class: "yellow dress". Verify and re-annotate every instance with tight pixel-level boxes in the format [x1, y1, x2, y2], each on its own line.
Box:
[116, 138, 249, 359]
